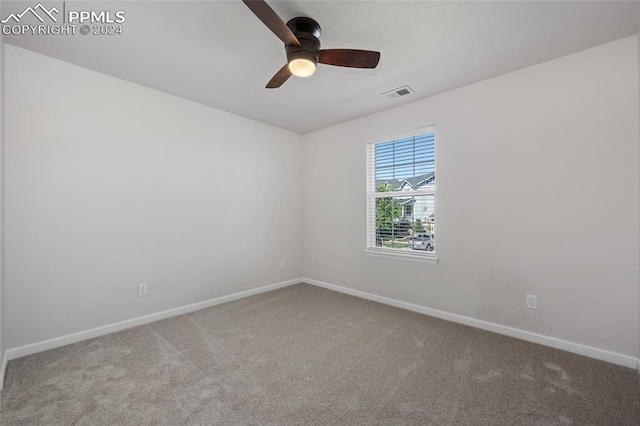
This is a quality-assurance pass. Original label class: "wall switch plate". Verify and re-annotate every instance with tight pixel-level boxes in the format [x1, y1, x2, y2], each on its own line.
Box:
[526, 294, 538, 310]
[280, 259, 286, 269]
[137, 283, 148, 297]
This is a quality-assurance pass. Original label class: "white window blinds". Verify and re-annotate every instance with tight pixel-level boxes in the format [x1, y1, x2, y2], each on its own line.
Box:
[366, 126, 436, 257]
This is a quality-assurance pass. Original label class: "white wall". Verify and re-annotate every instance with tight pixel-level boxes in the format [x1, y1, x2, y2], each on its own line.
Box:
[3, 35, 639, 370]
[4, 45, 302, 349]
[302, 36, 640, 359]
[0, 5, 5, 388]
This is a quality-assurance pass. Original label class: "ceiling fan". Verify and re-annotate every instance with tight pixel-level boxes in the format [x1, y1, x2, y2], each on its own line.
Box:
[242, 0, 381, 88]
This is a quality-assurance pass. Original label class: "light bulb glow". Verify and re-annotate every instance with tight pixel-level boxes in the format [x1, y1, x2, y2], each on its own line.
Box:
[288, 58, 316, 77]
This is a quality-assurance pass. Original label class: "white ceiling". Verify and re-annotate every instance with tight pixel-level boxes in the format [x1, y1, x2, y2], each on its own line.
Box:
[4, 1, 640, 134]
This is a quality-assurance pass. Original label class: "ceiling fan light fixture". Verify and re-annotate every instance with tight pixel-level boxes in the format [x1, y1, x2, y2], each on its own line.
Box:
[243, 1, 380, 88]
[288, 58, 316, 77]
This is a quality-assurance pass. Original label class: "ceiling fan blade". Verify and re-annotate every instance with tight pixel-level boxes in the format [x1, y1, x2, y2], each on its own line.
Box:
[318, 49, 381, 69]
[242, 0, 301, 47]
[266, 64, 292, 89]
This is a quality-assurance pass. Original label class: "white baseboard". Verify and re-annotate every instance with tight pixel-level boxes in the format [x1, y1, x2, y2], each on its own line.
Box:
[2, 276, 638, 391]
[302, 278, 639, 370]
[0, 351, 8, 391]
[3, 278, 300, 369]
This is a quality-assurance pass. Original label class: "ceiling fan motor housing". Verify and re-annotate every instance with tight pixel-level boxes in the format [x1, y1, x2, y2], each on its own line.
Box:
[286, 17, 321, 65]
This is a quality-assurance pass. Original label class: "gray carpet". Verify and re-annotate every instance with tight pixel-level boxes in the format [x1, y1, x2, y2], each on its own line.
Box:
[1, 283, 639, 425]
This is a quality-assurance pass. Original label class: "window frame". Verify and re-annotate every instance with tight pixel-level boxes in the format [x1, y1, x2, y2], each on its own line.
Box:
[365, 126, 437, 263]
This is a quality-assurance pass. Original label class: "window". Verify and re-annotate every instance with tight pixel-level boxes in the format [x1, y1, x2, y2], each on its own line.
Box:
[366, 126, 435, 259]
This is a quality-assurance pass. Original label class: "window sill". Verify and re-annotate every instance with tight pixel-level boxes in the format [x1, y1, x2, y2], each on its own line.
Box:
[363, 248, 438, 264]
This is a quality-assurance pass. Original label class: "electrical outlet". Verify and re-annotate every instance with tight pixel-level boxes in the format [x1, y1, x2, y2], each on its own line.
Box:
[280, 259, 286, 269]
[526, 294, 538, 310]
[137, 283, 148, 297]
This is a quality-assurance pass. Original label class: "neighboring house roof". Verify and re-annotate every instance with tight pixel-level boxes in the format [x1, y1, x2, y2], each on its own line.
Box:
[394, 198, 415, 206]
[376, 172, 435, 190]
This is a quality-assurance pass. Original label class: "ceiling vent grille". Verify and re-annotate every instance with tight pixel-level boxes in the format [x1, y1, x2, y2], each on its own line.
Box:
[382, 85, 414, 100]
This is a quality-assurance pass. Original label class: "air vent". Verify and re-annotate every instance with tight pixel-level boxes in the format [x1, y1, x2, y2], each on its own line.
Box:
[382, 85, 414, 100]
